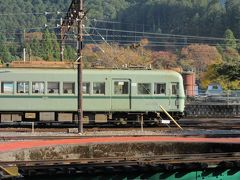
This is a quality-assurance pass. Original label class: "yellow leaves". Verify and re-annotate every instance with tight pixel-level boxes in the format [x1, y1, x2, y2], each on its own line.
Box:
[181, 44, 222, 66]
[201, 64, 240, 90]
[82, 43, 151, 68]
[151, 51, 178, 69]
[140, 38, 149, 46]
[180, 44, 223, 79]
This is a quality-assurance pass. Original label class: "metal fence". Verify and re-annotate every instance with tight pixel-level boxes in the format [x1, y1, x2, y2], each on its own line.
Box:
[186, 90, 240, 105]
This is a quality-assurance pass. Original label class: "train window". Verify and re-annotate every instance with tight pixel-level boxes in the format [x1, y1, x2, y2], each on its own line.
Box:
[114, 81, 128, 94]
[138, 83, 151, 94]
[93, 82, 105, 94]
[172, 83, 179, 95]
[17, 82, 29, 94]
[83, 82, 90, 94]
[48, 82, 59, 94]
[154, 83, 166, 95]
[63, 82, 75, 94]
[32, 82, 45, 94]
[1, 82, 14, 94]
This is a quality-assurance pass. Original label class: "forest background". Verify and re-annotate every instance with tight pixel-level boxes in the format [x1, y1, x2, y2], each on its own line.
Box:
[0, 0, 239, 89]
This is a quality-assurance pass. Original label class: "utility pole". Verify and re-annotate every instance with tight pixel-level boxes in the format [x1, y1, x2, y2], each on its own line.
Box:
[60, 18, 64, 61]
[77, 0, 84, 134]
[60, 0, 85, 133]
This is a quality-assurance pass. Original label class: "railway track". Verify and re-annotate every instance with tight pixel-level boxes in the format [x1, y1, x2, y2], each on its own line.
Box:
[1, 152, 240, 177]
[1, 118, 240, 129]
[0, 130, 240, 141]
[0, 118, 240, 139]
[3, 152, 237, 166]
[179, 118, 240, 129]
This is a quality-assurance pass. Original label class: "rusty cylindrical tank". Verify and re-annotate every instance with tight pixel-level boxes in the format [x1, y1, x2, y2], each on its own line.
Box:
[182, 71, 196, 97]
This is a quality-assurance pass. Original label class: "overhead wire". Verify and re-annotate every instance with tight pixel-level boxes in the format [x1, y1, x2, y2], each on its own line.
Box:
[0, 37, 236, 49]
[0, 32, 235, 49]
[0, 9, 238, 42]
[86, 26, 240, 42]
[0, 23, 239, 43]
[0, 15, 238, 42]
[0, 9, 238, 52]
[83, 20, 120, 68]
[0, 11, 66, 16]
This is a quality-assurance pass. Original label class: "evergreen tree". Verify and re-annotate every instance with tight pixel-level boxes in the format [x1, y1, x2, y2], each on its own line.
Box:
[51, 32, 60, 61]
[1, 46, 13, 62]
[30, 38, 42, 58]
[204, 0, 225, 36]
[224, 29, 237, 49]
[42, 29, 53, 60]
[0, 34, 12, 62]
[65, 45, 76, 61]
[225, 0, 240, 37]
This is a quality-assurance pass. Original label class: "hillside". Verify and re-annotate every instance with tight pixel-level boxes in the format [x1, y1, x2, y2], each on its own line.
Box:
[0, 0, 238, 37]
[0, 0, 239, 89]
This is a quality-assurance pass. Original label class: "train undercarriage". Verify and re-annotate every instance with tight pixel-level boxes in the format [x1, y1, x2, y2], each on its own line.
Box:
[0, 111, 183, 126]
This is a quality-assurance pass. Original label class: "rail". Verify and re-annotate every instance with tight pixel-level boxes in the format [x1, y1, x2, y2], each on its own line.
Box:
[1, 153, 240, 178]
[1, 153, 240, 169]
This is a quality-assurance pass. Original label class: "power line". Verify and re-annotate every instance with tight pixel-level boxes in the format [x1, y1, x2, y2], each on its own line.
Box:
[0, 19, 238, 43]
[0, 13, 237, 42]
[0, 29, 237, 48]
[0, 11, 66, 16]
[86, 26, 240, 42]
[0, 22, 238, 50]
[0, 37, 236, 48]
[88, 18, 155, 28]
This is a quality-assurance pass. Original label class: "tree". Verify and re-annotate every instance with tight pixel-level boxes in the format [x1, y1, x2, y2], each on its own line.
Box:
[180, 44, 222, 79]
[42, 29, 53, 60]
[0, 46, 13, 62]
[82, 43, 151, 68]
[30, 38, 42, 58]
[220, 29, 240, 64]
[65, 45, 76, 61]
[224, 29, 237, 49]
[221, 47, 240, 63]
[51, 32, 60, 60]
[86, 0, 128, 20]
[151, 51, 177, 69]
[0, 34, 13, 62]
[225, 0, 240, 38]
[202, 62, 240, 89]
[203, 0, 225, 36]
[2, 0, 240, 66]
[216, 62, 240, 81]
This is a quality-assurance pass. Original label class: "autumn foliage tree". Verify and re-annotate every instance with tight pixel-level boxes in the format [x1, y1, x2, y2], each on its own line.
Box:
[202, 29, 240, 89]
[202, 62, 240, 89]
[180, 44, 222, 78]
[151, 51, 178, 69]
[82, 43, 151, 68]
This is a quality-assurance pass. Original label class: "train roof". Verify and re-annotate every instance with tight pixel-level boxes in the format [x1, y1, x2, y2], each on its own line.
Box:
[0, 61, 180, 69]
[0, 67, 181, 76]
[0, 61, 183, 81]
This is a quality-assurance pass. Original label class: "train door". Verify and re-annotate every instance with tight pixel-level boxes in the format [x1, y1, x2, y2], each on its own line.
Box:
[171, 82, 179, 109]
[111, 79, 131, 110]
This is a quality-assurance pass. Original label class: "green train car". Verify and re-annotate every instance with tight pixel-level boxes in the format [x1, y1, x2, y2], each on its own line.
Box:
[0, 68, 185, 124]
